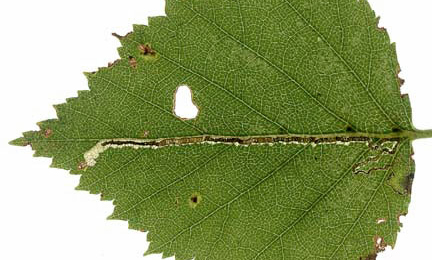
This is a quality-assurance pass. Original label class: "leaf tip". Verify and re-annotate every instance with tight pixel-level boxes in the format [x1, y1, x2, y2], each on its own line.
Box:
[9, 137, 30, 147]
[83, 71, 96, 80]
[143, 249, 153, 257]
[106, 213, 117, 221]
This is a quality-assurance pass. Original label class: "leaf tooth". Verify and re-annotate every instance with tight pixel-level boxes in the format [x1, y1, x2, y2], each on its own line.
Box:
[147, 16, 166, 28]
[83, 71, 96, 80]
[8, 137, 28, 147]
[132, 24, 147, 33]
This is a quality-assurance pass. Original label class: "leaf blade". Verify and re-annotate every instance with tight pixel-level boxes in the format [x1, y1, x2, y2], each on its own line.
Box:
[12, 0, 420, 259]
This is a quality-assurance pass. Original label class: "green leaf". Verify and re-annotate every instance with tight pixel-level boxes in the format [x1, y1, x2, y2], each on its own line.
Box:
[10, 0, 432, 259]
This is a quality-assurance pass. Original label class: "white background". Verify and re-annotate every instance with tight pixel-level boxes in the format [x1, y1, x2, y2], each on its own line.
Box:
[0, 0, 431, 259]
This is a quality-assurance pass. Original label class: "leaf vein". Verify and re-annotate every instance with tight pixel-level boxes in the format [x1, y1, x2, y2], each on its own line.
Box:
[251, 147, 371, 259]
[329, 140, 405, 258]
[178, 1, 357, 131]
[147, 145, 308, 254]
[282, 0, 401, 129]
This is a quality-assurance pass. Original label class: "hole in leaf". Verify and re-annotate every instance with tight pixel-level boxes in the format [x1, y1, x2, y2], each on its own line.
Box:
[174, 86, 199, 119]
[374, 236, 387, 252]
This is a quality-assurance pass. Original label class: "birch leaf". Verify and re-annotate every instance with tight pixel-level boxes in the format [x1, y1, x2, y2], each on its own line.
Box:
[10, 0, 432, 259]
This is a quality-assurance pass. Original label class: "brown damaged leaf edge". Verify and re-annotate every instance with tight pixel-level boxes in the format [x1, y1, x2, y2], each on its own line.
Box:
[359, 236, 387, 260]
[361, 253, 377, 260]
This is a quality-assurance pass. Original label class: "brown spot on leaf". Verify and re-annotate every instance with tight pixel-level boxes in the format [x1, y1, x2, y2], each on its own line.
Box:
[403, 173, 415, 194]
[44, 129, 53, 138]
[189, 192, 202, 208]
[128, 56, 137, 68]
[78, 161, 88, 170]
[139, 44, 156, 56]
